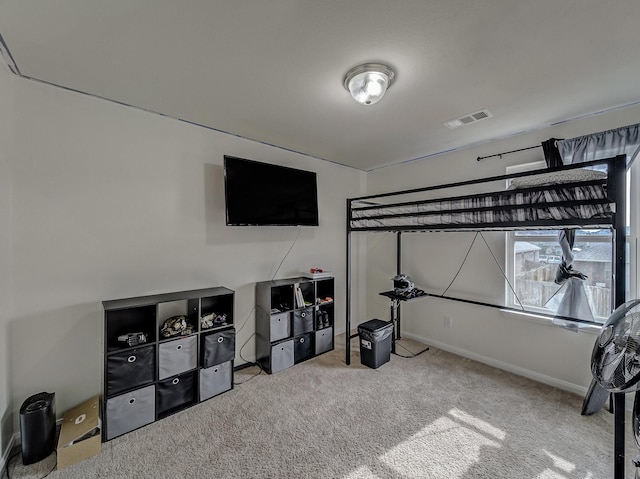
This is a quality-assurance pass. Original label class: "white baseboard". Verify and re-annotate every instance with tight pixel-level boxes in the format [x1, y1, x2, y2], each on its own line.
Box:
[400, 332, 589, 397]
[1, 433, 16, 476]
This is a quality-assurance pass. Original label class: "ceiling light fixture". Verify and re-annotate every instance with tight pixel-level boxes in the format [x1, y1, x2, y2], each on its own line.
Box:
[343, 63, 395, 106]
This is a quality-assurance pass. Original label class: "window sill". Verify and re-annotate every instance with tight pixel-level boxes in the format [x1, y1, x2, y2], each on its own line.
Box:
[500, 308, 602, 334]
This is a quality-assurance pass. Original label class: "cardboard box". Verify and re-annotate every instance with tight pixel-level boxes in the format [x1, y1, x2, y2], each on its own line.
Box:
[56, 395, 101, 470]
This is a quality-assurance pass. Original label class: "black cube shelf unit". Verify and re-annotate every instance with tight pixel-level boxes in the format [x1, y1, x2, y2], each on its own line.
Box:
[255, 276, 334, 374]
[103, 286, 235, 441]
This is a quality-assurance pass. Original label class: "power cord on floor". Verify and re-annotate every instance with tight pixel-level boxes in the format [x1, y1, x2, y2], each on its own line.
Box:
[393, 340, 423, 358]
[233, 363, 264, 385]
[233, 332, 264, 385]
[3, 447, 20, 479]
[4, 447, 56, 479]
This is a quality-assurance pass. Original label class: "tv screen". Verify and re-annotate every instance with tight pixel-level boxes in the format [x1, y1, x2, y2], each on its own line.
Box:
[224, 156, 319, 226]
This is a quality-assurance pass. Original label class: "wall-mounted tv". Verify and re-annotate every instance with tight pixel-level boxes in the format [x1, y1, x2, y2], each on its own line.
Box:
[224, 155, 319, 226]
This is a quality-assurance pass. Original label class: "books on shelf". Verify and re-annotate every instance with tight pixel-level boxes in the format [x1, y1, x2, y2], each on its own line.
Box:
[295, 286, 306, 308]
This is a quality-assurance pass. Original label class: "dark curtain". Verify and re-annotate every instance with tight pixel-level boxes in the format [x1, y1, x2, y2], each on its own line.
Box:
[542, 138, 563, 168]
[557, 122, 640, 167]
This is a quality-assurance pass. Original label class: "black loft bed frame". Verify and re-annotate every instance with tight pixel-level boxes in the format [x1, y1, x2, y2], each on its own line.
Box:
[345, 154, 628, 478]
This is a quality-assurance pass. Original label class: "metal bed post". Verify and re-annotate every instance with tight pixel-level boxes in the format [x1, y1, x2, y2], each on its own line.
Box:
[611, 154, 627, 479]
[393, 232, 402, 354]
[346, 198, 352, 365]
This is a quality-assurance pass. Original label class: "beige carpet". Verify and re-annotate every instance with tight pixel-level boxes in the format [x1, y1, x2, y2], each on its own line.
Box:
[4, 335, 637, 478]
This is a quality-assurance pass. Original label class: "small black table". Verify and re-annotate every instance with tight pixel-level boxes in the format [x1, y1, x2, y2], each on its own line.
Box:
[379, 290, 430, 357]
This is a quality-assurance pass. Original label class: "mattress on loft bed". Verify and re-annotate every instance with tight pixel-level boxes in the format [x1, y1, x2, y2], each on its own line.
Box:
[350, 169, 613, 230]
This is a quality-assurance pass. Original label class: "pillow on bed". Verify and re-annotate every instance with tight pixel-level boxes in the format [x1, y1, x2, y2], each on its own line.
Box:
[509, 168, 606, 189]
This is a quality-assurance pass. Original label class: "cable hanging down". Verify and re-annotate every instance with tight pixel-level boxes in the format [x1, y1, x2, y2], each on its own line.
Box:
[439, 231, 524, 310]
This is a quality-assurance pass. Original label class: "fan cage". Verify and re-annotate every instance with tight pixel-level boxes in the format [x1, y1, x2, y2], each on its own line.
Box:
[592, 300, 640, 393]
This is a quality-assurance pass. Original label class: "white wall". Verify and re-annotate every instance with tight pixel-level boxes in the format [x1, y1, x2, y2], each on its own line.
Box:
[365, 104, 640, 394]
[0, 58, 14, 461]
[6, 53, 637, 443]
[7, 74, 366, 431]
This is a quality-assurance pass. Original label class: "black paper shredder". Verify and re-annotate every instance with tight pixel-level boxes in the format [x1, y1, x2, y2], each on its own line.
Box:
[19, 392, 56, 465]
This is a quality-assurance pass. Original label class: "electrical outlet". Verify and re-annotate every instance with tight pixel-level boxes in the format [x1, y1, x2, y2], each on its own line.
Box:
[443, 316, 452, 328]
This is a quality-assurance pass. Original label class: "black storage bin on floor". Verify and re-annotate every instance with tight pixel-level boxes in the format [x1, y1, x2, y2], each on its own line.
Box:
[358, 319, 393, 369]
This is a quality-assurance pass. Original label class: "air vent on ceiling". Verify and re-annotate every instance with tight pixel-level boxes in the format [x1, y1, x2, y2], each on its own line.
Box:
[443, 109, 493, 129]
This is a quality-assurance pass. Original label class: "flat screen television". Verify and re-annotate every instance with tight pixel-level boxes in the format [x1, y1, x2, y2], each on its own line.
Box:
[224, 155, 319, 226]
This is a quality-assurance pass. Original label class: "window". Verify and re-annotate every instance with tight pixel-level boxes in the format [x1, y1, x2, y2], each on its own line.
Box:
[505, 159, 637, 323]
[508, 229, 613, 321]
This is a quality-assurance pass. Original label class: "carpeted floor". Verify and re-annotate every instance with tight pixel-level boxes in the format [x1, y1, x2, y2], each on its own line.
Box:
[3, 335, 636, 478]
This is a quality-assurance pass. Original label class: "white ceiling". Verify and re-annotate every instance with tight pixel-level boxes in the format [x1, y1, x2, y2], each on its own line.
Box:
[1, 1, 639, 171]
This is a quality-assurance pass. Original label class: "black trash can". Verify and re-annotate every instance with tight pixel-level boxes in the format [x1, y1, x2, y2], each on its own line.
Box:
[358, 319, 393, 369]
[19, 392, 56, 465]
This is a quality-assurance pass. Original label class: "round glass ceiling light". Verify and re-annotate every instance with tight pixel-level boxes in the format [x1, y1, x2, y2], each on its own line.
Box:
[343, 63, 395, 106]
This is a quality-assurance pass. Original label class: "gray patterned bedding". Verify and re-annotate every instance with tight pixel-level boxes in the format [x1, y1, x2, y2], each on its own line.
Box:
[349, 169, 613, 231]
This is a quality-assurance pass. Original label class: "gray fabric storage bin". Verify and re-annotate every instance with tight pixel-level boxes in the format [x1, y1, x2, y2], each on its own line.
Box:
[315, 327, 333, 355]
[270, 339, 294, 373]
[270, 312, 290, 342]
[106, 345, 155, 396]
[199, 361, 233, 401]
[105, 385, 155, 440]
[293, 307, 314, 336]
[202, 328, 235, 368]
[159, 335, 197, 380]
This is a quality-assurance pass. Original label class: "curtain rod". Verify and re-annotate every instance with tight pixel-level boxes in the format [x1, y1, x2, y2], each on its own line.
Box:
[476, 144, 541, 162]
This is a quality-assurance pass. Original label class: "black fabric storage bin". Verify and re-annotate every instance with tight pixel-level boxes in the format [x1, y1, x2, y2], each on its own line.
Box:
[106, 345, 155, 396]
[358, 319, 393, 369]
[202, 328, 235, 368]
[294, 333, 313, 363]
[157, 371, 196, 416]
[293, 307, 314, 336]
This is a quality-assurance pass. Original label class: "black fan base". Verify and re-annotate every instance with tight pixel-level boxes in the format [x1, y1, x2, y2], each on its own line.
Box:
[582, 378, 610, 415]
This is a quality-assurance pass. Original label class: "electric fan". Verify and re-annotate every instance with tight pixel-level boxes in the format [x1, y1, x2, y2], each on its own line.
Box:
[591, 299, 640, 393]
[590, 299, 640, 477]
